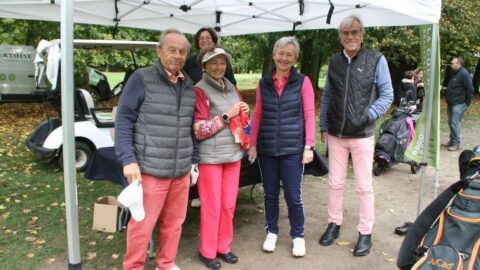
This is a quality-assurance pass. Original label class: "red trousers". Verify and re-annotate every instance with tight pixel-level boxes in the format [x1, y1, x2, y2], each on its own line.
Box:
[123, 173, 190, 270]
[197, 161, 241, 258]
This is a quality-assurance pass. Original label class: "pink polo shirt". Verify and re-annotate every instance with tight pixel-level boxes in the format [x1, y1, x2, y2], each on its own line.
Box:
[250, 71, 316, 148]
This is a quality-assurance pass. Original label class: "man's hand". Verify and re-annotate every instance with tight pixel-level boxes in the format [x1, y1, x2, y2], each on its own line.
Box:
[123, 163, 142, 184]
[248, 146, 257, 164]
[302, 149, 314, 164]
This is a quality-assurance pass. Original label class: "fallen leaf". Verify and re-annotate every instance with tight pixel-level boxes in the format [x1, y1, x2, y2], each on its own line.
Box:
[336, 240, 351, 246]
[51, 202, 58, 207]
[31, 216, 39, 221]
[47, 258, 56, 264]
[26, 253, 35, 258]
[23, 209, 32, 213]
[0, 205, 6, 210]
[25, 236, 37, 242]
[87, 252, 97, 260]
[22, 194, 28, 199]
[14, 199, 21, 203]
[45, 185, 51, 188]
[386, 258, 395, 262]
[112, 253, 120, 259]
[106, 235, 114, 240]
[35, 239, 46, 245]
[2, 212, 10, 219]
[5, 229, 13, 234]
[5, 198, 10, 202]
[89, 241, 96, 246]
[381, 252, 389, 256]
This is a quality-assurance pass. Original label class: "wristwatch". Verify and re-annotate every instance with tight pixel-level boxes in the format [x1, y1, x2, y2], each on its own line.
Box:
[304, 145, 315, 151]
[222, 113, 230, 124]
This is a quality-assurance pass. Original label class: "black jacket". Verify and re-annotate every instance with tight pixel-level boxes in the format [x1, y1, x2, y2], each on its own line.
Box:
[447, 67, 474, 106]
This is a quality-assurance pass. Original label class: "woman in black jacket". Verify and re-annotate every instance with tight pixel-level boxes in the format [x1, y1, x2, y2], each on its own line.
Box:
[184, 27, 236, 85]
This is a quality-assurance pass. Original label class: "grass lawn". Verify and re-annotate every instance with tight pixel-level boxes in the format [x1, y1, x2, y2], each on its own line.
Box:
[105, 72, 326, 91]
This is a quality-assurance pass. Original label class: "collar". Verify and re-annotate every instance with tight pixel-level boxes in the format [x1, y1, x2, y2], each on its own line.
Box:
[342, 48, 363, 64]
[163, 67, 185, 84]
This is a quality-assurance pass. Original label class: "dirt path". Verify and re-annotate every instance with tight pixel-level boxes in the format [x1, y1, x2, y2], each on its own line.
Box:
[164, 116, 478, 270]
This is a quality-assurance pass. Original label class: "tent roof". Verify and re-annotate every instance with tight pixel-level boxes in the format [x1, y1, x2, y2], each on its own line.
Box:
[0, 0, 441, 36]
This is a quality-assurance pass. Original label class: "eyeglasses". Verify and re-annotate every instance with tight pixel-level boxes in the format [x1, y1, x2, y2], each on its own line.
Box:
[341, 29, 361, 37]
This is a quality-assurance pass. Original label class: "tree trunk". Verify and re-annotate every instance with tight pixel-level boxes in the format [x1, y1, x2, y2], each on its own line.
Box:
[473, 57, 480, 93]
[261, 50, 273, 77]
[300, 33, 322, 90]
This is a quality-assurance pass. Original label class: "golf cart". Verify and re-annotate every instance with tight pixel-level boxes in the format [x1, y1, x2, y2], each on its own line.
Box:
[26, 39, 157, 172]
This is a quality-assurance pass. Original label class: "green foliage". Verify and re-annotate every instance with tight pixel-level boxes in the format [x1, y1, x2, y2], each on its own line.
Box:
[440, 0, 480, 73]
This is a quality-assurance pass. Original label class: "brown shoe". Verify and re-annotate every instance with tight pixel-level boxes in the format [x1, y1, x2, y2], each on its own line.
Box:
[448, 145, 460, 151]
[441, 141, 453, 147]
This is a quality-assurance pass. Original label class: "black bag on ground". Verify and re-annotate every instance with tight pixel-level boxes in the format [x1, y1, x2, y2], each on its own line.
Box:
[397, 180, 480, 270]
[375, 110, 410, 163]
[410, 180, 480, 269]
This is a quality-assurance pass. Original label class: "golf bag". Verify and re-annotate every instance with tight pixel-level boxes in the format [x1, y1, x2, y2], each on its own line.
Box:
[375, 109, 414, 164]
[397, 146, 480, 270]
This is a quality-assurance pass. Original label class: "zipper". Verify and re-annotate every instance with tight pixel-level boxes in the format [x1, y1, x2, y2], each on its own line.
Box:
[276, 90, 281, 153]
[339, 62, 351, 137]
[172, 84, 182, 178]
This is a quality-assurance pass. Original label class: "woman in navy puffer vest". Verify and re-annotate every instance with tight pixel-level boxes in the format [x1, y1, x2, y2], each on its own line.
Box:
[248, 36, 316, 257]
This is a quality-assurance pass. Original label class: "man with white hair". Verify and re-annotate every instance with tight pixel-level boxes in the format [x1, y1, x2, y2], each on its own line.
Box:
[319, 15, 393, 256]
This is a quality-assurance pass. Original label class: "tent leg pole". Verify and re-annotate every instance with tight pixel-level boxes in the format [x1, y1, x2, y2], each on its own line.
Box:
[416, 23, 439, 216]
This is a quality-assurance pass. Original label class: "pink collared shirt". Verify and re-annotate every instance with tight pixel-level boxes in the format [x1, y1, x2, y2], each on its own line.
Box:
[164, 67, 185, 84]
[250, 71, 316, 148]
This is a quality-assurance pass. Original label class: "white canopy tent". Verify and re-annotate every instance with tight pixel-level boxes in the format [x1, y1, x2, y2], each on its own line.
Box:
[0, 0, 441, 35]
[0, 0, 441, 268]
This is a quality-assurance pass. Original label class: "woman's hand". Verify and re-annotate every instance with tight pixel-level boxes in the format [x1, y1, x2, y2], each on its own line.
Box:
[123, 162, 142, 184]
[302, 149, 313, 164]
[226, 103, 241, 119]
[239, 101, 250, 114]
[248, 146, 257, 164]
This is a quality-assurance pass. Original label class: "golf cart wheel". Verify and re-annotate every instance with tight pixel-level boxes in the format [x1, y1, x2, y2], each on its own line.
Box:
[410, 163, 421, 174]
[58, 141, 93, 172]
[373, 161, 382, 176]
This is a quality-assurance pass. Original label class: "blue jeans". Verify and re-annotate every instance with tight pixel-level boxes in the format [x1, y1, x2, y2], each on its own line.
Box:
[259, 153, 304, 239]
[447, 103, 468, 145]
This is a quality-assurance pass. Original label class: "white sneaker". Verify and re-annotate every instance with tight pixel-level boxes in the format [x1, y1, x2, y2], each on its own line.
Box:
[155, 266, 181, 270]
[292, 238, 306, 257]
[262, 233, 277, 252]
[190, 198, 201, 208]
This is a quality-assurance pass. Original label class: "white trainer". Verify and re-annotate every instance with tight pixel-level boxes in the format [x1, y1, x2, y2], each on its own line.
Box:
[190, 198, 201, 208]
[262, 232, 278, 252]
[292, 238, 306, 257]
[156, 266, 181, 270]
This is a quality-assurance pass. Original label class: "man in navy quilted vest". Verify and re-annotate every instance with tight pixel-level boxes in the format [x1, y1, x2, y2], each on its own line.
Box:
[319, 15, 393, 256]
[115, 28, 196, 270]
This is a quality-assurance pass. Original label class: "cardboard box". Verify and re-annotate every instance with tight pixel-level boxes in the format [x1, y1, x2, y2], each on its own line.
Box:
[92, 196, 121, 233]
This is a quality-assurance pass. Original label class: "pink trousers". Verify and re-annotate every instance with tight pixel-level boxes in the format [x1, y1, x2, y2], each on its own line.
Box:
[327, 134, 375, 234]
[123, 173, 190, 270]
[197, 161, 241, 258]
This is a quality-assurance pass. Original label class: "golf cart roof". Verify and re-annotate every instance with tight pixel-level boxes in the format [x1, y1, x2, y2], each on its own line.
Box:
[51, 39, 158, 50]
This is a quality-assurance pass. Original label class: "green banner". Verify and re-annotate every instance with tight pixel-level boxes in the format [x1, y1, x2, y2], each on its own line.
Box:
[405, 25, 441, 168]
